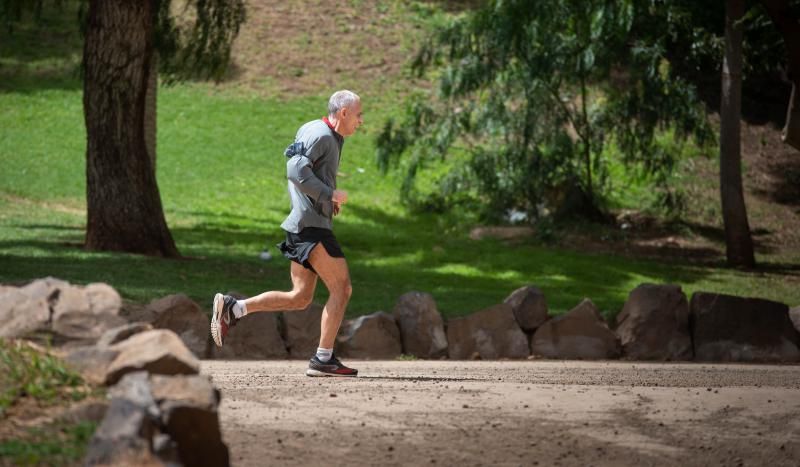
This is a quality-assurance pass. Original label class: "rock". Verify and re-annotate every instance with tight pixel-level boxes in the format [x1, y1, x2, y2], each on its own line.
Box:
[503, 286, 549, 332]
[392, 292, 448, 359]
[615, 284, 692, 360]
[105, 330, 200, 385]
[446, 304, 530, 360]
[19, 277, 70, 304]
[337, 311, 402, 359]
[85, 372, 161, 466]
[150, 374, 229, 467]
[531, 299, 621, 359]
[690, 292, 800, 362]
[56, 400, 109, 425]
[0, 288, 50, 338]
[148, 294, 210, 358]
[790, 306, 800, 333]
[282, 303, 324, 359]
[211, 312, 287, 359]
[51, 282, 125, 343]
[64, 345, 120, 386]
[97, 322, 154, 348]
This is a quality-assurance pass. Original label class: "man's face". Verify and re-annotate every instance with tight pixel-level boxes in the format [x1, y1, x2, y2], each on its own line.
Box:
[338, 101, 363, 137]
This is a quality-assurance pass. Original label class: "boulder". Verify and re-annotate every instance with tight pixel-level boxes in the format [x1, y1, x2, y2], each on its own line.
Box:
[446, 304, 529, 360]
[0, 288, 50, 338]
[105, 330, 200, 385]
[392, 292, 448, 359]
[19, 277, 70, 304]
[97, 322, 154, 348]
[615, 284, 692, 360]
[51, 281, 125, 343]
[150, 374, 229, 467]
[503, 286, 549, 332]
[85, 372, 161, 466]
[210, 312, 287, 359]
[64, 345, 121, 386]
[337, 311, 402, 359]
[790, 306, 800, 333]
[281, 303, 324, 359]
[148, 294, 210, 358]
[690, 292, 800, 362]
[531, 299, 621, 359]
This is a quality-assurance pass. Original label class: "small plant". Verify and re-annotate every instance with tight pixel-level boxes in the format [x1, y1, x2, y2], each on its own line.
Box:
[395, 354, 418, 361]
[0, 420, 97, 466]
[0, 339, 90, 415]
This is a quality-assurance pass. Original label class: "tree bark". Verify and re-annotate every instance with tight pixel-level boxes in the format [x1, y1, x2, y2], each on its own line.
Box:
[83, 0, 179, 257]
[720, 0, 755, 268]
[145, 51, 158, 173]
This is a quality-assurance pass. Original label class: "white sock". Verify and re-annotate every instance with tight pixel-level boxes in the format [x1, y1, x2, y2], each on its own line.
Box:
[316, 347, 333, 362]
[233, 300, 248, 319]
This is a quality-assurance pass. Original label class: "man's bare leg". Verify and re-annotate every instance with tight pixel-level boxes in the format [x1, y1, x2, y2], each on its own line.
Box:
[244, 261, 317, 313]
[306, 244, 352, 350]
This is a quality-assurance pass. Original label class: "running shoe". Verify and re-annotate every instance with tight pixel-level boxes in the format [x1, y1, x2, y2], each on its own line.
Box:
[211, 293, 239, 347]
[305, 353, 358, 377]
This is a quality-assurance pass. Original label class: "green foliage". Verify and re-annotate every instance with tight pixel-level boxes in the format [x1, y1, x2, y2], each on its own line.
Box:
[376, 0, 714, 221]
[0, 339, 89, 415]
[0, 420, 97, 466]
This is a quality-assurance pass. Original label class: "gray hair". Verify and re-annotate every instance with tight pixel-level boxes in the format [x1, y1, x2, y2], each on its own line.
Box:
[328, 90, 360, 117]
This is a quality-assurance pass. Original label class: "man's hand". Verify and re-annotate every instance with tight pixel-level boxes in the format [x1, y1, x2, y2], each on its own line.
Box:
[332, 190, 347, 216]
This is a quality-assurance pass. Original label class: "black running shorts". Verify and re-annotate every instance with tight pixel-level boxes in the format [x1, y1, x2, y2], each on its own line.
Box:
[277, 227, 345, 272]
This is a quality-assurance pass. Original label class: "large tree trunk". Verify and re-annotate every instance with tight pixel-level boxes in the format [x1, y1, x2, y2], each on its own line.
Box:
[720, 0, 755, 268]
[83, 0, 178, 257]
[145, 51, 158, 173]
[759, 0, 800, 149]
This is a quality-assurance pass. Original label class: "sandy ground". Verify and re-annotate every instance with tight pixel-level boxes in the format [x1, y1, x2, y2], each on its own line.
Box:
[201, 360, 800, 467]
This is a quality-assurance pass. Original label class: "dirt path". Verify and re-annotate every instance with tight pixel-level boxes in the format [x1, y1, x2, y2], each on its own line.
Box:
[202, 360, 800, 467]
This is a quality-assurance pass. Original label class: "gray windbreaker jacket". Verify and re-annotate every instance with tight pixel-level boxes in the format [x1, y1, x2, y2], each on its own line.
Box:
[280, 119, 344, 233]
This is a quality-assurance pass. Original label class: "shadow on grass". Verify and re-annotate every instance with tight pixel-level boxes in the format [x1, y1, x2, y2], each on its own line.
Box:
[0, 206, 726, 321]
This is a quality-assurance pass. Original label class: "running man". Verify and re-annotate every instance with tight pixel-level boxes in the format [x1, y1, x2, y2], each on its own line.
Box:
[211, 90, 363, 377]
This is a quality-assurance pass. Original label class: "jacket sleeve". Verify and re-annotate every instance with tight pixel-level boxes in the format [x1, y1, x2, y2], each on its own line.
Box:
[285, 137, 334, 202]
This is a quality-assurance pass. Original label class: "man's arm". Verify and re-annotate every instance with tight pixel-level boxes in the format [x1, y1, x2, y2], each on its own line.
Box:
[285, 136, 334, 202]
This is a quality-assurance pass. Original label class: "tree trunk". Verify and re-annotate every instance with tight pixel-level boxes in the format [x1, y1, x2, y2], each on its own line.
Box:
[83, 0, 179, 257]
[145, 51, 158, 173]
[720, 0, 755, 268]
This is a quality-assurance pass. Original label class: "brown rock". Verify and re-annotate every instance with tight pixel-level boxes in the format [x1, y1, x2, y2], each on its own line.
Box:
[790, 306, 800, 333]
[51, 282, 125, 342]
[446, 304, 530, 360]
[690, 293, 799, 362]
[148, 294, 210, 358]
[105, 330, 200, 385]
[210, 312, 287, 359]
[97, 322, 154, 348]
[392, 292, 448, 359]
[282, 303, 324, 359]
[531, 299, 621, 359]
[337, 311, 402, 359]
[503, 286, 549, 332]
[64, 345, 120, 386]
[615, 284, 692, 360]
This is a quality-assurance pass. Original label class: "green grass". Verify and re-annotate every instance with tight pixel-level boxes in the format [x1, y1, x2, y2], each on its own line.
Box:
[0, 420, 97, 466]
[1, 83, 800, 320]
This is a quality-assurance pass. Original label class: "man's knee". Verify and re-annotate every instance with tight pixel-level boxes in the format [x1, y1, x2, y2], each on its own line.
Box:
[289, 289, 314, 310]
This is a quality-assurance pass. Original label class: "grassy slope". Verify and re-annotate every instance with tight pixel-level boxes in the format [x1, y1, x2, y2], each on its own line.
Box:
[1, 1, 798, 320]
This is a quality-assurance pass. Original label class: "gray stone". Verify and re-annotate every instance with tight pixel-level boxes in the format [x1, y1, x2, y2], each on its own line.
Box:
[531, 299, 621, 359]
[337, 311, 402, 359]
[615, 284, 692, 360]
[282, 303, 324, 359]
[503, 286, 549, 332]
[64, 345, 120, 386]
[392, 292, 448, 359]
[690, 292, 799, 362]
[85, 372, 160, 466]
[148, 294, 210, 358]
[210, 312, 287, 359]
[51, 282, 125, 342]
[106, 330, 200, 385]
[97, 322, 154, 348]
[0, 288, 50, 338]
[446, 304, 530, 360]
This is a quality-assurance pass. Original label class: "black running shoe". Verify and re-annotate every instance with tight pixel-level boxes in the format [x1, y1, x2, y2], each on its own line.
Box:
[211, 293, 239, 347]
[305, 353, 358, 377]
